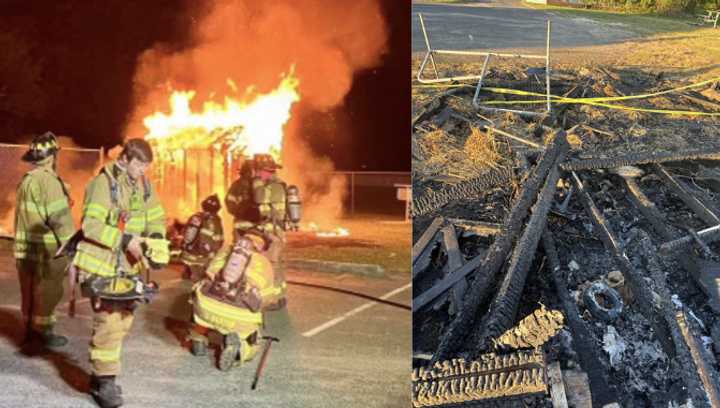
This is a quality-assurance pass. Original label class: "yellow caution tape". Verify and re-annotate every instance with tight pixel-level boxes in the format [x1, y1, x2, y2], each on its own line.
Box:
[413, 76, 720, 116]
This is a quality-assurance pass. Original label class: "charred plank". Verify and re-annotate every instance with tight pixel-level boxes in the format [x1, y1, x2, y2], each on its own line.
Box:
[542, 230, 619, 407]
[620, 176, 675, 241]
[571, 171, 675, 355]
[475, 162, 563, 350]
[652, 163, 720, 226]
[412, 168, 514, 217]
[561, 148, 720, 172]
[429, 130, 568, 363]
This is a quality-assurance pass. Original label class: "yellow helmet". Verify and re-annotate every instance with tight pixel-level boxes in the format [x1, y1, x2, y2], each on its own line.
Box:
[22, 131, 60, 162]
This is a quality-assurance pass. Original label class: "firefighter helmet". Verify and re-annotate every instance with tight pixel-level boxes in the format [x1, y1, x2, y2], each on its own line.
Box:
[22, 131, 60, 162]
[201, 194, 221, 214]
[242, 228, 271, 252]
[252, 154, 281, 171]
[81, 275, 155, 302]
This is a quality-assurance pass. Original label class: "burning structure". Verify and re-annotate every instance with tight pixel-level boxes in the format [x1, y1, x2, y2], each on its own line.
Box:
[141, 69, 300, 230]
[120, 0, 390, 236]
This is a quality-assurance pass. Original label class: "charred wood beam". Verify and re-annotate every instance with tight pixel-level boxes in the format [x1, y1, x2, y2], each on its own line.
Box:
[413, 139, 563, 312]
[429, 130, 568, 364]
[475, 163, 563, 351]
[632, 230, 720, 408]
[413, 217, 445, 280]
[412, 88, 463, 128]
[492, 305, 564, 350]
[446, 218, 502, 236]
[651, 163, 720, 226]
[412, 349, 548, 407]
[660, 224, 720, 254]
[442, 225, 467, 313]
[571, 171, 675, 356]
[620, 176, 675, 241]
[412, 168, 514, 217]
[542, 231, 619, 407]
[676, 309, 720, 407]
[561, 148, 720, 172]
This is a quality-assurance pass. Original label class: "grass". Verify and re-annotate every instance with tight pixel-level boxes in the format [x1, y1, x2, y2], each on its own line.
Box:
[285, 213, 411, 277]
[526, 3, 697, 35]
[414, 126, 509, 184]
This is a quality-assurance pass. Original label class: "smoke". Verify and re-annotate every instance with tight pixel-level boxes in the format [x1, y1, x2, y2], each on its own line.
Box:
[124, 0, 389, 224]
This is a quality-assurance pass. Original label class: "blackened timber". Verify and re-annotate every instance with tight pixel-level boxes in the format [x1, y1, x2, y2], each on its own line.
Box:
[442, 225, 467, 312]
[430, 130, 568, 364]
[676, 309, 720, 407]
[413, 217, 445, 280]
[412, 350, 548, 407]
[413, 135, 565, 312]
[411, 169, 514, 218]
[620, 176, 675, 241]
[476, 163, 563, 350]
[632, 230, 718, 408]
[652, 163, 720, 226]
[561, 148, 720, 172]
[542, 231, 619, 407]
[571, 171, 675, 356]
[660, 224, 720, 253]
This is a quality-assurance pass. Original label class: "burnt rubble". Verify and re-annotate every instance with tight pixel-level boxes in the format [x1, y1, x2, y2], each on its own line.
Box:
[412, 65, 720, 407]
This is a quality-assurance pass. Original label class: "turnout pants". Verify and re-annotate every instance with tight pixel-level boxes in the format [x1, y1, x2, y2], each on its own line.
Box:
[266, 233, 287, 301]
[16, 257, 67, 333]
[90, 304, 135, 376]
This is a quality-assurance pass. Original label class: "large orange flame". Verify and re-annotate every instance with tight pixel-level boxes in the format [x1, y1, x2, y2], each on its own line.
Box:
[143, 67, 300, 161]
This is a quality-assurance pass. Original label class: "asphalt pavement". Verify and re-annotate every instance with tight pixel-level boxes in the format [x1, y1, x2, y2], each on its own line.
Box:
[0, 251, 410, 407]
[412, 0, 635, 52]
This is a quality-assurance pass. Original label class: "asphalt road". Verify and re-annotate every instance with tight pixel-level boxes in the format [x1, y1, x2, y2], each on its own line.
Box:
[412, 0, 635, 52]
[0, 253, 410, 407]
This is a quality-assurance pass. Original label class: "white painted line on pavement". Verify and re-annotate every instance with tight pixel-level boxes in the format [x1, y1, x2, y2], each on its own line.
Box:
[301, 283, 411, 338]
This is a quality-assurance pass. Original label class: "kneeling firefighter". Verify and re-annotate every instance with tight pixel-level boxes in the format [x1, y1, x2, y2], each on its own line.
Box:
[67, 139, 169, 408]
[188, 231, 276, 371]
[225, 154, 302, 310]
[180, 194, 224, 282]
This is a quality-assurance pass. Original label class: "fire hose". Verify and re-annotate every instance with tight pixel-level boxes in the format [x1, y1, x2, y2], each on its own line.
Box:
[285, 280, 410, 310]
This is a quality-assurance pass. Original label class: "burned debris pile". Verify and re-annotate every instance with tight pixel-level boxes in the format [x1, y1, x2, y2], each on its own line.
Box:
[412, 64, 720, 407]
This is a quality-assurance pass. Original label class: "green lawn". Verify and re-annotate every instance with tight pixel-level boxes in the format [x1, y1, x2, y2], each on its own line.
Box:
[526, 3, 697, 35]
[285, 214, 411, 277]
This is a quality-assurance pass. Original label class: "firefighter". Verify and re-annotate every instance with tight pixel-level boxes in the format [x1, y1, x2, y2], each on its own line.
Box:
[187, 230, 275, 371]
[71, 138, 168, 408]
[225, 154, 301, 310]
[180, 194, 224, 282]
[14, 131, 75, 348]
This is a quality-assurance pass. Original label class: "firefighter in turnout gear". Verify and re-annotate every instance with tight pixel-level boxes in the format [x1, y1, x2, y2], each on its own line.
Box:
[180, 194, 224, 282]
[188, 231, 276, 371]
[71, 139, 167, 408]
[14, 131, 75, 348]
[225, 154, 301, 310]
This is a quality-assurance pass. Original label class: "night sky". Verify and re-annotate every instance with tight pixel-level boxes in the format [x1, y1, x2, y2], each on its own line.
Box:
[0, 0, 410, 171]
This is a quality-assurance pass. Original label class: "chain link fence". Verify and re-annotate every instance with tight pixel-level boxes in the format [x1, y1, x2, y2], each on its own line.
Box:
[0, 142, 410, 238]
[330, 171, 411, 218]
[0, 143, 103, 237]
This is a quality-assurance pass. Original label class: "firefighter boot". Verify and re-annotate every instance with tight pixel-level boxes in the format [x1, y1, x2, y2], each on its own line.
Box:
[90, 375, 123, 408]
[191, 339, 208, 357]
[26, 328, 68, 348]
[218, 332, 242, 371]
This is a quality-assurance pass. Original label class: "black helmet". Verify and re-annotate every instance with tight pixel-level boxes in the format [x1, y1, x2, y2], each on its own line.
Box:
[201, 194, 221, 214]
[22, 131, 60, 162]
[253, 153, 281, 171]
